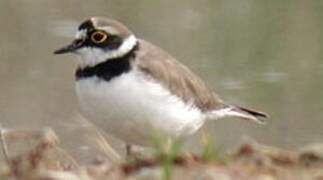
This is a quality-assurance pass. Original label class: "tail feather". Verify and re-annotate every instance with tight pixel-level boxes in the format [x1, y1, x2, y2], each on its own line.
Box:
[208, 105, 268, 124]
[232, 105, 268, 124]
[235, 105, 268, 118]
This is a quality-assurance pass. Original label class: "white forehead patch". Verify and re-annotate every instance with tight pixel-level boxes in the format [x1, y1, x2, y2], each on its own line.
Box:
[75, 29, 87, 39]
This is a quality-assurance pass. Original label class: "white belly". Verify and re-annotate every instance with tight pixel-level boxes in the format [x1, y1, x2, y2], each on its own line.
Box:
[75, 70, 205, 145]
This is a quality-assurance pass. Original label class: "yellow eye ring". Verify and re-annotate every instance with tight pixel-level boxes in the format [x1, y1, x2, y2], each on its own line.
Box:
[91, 31, 108, 43]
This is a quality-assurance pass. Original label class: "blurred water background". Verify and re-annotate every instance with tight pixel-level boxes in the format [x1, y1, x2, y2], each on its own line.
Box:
[0, 0, 323, 162]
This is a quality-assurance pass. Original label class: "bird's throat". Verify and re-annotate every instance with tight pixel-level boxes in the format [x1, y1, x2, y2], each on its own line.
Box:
[75, 42, 139, 81]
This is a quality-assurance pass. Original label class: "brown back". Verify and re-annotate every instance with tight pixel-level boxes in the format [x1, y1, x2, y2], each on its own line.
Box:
[134, 39, 225, 112]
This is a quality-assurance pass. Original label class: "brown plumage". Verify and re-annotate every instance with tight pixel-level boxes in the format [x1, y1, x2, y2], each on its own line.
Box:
[56, 17, 267, 125]
[134, 40, 267, 122]
[134, 40, 223, 112]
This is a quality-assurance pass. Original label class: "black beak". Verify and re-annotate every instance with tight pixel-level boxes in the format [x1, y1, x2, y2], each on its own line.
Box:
[54, 39, 83, 54]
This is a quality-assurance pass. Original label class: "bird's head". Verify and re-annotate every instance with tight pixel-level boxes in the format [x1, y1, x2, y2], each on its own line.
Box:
[54, 17, 137, 67]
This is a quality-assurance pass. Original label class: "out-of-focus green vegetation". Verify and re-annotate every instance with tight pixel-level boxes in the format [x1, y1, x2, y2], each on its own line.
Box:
[1, 128, 322, 180]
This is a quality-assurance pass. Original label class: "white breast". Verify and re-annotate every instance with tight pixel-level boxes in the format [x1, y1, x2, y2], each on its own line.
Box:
[75, 69, 205, 145]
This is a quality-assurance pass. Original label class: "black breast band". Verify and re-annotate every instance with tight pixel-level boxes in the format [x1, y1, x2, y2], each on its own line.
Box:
[75, 44, 138, 81]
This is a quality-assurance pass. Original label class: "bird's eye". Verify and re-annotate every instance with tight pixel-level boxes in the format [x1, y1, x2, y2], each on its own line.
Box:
[91, 31, 108, 43]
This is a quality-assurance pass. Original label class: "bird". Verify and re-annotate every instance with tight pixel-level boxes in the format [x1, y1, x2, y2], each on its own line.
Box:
[54, 17, 267, 151]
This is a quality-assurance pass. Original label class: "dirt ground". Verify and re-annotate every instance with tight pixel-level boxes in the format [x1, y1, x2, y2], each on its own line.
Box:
[0, 129, 322, 180]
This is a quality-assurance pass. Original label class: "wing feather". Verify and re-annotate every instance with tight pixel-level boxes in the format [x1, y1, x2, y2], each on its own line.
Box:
[134, 39, 224, 112]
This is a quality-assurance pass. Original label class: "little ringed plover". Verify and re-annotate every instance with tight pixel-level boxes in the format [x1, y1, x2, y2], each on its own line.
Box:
[54, 17, 267, 147]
